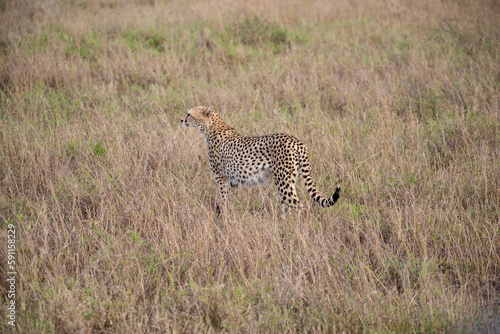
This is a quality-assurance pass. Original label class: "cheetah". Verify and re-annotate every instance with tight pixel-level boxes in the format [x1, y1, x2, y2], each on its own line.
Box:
[181, 106, 341, 213]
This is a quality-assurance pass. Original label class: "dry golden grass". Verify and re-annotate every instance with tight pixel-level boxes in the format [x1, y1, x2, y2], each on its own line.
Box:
[1, 0, 499, 332]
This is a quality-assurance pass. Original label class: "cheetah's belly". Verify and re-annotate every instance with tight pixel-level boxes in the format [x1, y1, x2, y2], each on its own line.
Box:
[228, 167, 273, 187]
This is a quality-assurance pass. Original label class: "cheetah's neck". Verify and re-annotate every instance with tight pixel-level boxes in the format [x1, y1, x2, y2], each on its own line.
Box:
[205, 116, 239, 145]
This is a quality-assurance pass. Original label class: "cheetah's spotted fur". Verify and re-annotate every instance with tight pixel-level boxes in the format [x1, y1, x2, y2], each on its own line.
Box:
[181, 106, 341, 212]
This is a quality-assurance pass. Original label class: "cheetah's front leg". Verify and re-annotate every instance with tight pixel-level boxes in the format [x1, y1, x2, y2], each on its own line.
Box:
[215, 174, 230, 214]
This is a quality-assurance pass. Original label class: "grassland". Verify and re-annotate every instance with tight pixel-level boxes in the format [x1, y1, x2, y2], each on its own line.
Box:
[0, 0, 499, 332]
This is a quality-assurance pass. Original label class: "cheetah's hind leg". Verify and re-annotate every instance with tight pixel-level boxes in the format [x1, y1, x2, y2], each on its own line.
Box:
[274, 163, 303, 213]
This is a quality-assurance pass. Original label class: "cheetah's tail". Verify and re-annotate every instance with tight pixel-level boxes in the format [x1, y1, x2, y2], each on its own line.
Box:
[299, 147, 341, 208]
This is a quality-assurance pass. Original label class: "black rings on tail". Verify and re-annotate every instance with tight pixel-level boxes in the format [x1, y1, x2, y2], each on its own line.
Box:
[299, 146, 341, 208]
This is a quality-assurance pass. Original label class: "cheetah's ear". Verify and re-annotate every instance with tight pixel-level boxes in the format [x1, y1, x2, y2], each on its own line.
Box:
[200, 106, 213, 117]
[207, 106, 214, 113]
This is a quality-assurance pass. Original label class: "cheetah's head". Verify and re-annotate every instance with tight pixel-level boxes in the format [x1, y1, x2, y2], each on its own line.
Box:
[181, 106, 214, 133]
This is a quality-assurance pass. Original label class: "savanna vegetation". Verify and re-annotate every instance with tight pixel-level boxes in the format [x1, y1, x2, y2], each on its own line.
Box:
[0, 0, 499, 332]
